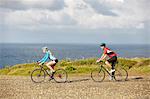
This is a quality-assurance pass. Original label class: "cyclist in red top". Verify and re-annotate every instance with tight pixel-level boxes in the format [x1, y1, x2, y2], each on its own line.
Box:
[96, 43, 117, 80]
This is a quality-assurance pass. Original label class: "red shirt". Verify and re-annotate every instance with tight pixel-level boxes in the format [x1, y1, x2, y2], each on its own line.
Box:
[103, 47, 117, 58]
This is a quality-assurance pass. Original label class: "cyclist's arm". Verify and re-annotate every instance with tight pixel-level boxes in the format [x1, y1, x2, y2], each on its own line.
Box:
[97, 53, 107, 61]
[49, 50, 53, 56]
[101, 53, 107, 60]
[49, 53, 56, 60]
[38, 53, 49, 63]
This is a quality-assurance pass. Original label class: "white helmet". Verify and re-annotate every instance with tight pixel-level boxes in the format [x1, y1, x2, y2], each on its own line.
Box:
[42, 46, 48, 50]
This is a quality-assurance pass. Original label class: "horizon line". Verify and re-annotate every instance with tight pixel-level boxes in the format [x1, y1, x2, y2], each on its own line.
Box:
[0, 42, 150, 45]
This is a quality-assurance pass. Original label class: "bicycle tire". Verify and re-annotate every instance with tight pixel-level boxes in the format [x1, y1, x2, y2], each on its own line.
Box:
[31, 69, 46, 83]
[91, 68, 105, 82]
[114, 69, 122, 81]
[118, 67, 128, 81]
[53, 69, 67, 83]
[115, 67, 128, 81]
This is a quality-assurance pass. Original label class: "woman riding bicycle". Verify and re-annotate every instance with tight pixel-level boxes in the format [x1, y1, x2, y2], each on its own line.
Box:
[96, 43, 117, 80]
[38, 47, 58, 78]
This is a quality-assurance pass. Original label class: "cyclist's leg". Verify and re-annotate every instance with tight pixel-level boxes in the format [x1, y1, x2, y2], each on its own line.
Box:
[46, 59, 58, 72]
[105, 61, 112, 68]
[110, 56, 117, 76]
[111, 62, 115, 76]
[46, 61, 56, 72]
[107, 57, 117, 69]
[105, 60, 113, 80]
[113, 56, 117, 68]
[46, 61, 56, 79]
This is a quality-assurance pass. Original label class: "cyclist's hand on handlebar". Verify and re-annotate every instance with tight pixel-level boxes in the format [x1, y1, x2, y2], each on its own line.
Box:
[37, 61, 40, 64]
[37, 61, 43, 65]
[96, 59, 103, 63]
[99, 60, 103, 63]
[39, 63, 43, 66]
[96, 59, 101, 63]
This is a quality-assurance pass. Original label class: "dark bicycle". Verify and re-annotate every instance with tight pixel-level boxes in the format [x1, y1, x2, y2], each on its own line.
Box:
[31, 63, 68, 83]
[91, 61, 128, 82]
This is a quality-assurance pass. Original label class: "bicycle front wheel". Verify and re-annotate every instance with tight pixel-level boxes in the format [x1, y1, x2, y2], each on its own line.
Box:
[91, 68, 105, 82]
[31, 69, 46, 83]
[53, 69, 67, 83]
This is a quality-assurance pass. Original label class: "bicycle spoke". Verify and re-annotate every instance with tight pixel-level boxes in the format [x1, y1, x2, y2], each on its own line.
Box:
[114, 67, 128, 81]
[53, 69, 67, 83]
[91, 68, 105, 82]
[114, 70, 122, 81]
[31, 69, 46, 83]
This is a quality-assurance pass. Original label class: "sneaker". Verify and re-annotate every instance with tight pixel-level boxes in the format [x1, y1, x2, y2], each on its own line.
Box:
[49, 76, 54, 81]
[50, 75, 54, 79]
[110, 69, 115, 73]
[109, 69, 115, 80]
[109, 76, 113, 80]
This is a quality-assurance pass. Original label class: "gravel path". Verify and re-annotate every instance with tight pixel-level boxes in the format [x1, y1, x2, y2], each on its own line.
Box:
[0, 76, 150, 99]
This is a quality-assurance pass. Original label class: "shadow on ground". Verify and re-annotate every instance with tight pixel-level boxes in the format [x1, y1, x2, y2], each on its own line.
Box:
[64, 76, 150, 83]
[67, 78, 90, 83]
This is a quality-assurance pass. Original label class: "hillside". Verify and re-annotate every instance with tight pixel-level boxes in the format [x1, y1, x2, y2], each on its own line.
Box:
[0, 58, 150, 76]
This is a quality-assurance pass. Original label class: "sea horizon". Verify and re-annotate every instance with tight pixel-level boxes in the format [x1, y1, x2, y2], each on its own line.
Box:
[0, 42, 150, 45]
[0, 43, 150, 68]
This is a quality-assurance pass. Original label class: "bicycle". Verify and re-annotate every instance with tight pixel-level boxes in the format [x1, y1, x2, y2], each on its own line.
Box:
[91, 61, 128, 82]
[31, 63, 68, 83]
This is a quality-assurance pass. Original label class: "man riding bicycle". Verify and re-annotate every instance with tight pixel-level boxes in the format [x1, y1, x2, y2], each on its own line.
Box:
[96, 43, 117, 80]
[38, 47, 58, 79]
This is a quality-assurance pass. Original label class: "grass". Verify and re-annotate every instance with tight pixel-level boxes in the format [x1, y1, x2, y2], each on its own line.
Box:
[0, 58, 150, 76]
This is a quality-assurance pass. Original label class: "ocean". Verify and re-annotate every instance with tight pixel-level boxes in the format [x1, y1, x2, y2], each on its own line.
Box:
[0, 43, 149, 68]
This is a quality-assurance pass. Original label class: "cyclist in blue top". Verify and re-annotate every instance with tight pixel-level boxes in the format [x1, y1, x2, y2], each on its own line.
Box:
[38, 47, 58, 74]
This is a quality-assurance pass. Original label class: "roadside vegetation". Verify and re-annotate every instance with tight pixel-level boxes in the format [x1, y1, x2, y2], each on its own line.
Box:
[0, 58, 150, 76]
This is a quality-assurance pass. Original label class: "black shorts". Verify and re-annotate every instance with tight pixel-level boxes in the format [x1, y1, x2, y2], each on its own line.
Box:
[53, 59, 58, 63]
[107, 56, 117, 69]
[107, 56, 117, 63]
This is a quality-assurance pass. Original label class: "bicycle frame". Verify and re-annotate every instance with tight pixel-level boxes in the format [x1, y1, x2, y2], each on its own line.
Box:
[91, 61, 128, 82]
[100, 65, 112, 76]
[99, 62, 114, 77]
[31, 63, 68, 83]
[39, 65, 51, 76]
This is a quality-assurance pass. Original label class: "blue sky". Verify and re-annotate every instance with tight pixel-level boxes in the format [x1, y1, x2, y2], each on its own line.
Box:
[0, 0, 150, 44]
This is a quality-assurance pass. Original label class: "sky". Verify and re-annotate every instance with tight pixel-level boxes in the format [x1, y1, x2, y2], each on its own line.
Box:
[0, 0, 150, 44]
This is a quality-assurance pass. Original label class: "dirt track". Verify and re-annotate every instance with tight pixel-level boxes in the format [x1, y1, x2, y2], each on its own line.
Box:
[0, 75, 150, 99]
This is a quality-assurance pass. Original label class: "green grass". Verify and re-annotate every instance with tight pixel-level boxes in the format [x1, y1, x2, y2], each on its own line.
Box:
[0, 58, 150, 76]
[0, 63, 38, 76]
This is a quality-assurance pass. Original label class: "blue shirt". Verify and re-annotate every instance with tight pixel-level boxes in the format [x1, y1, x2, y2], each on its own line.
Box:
[39, 51, 56, 63]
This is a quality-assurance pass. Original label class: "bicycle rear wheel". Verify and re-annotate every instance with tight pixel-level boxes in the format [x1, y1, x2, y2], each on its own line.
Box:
[115, 68, 128, 81]
[31, 69, 46, 83]
[114, 69, 122, 81]
[53, 69, 67, 83]
[116, 68, 128, 81]
[91, 68, 105, 82]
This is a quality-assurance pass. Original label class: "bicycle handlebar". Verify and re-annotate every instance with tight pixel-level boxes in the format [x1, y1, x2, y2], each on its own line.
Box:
[98, 60, 105, 63]
[36, 61, 44, 66]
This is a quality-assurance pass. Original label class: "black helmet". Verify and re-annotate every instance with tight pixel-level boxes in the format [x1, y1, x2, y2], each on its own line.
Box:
[100, 43, 106, 47]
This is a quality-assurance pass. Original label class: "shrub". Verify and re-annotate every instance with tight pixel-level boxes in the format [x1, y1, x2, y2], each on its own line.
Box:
[65, 66, 77, 72]
[136, 59, 150, 67]
[72, 58, 97, 66]
[59, 60, 72, 66]
[116, 58, 137, 69]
